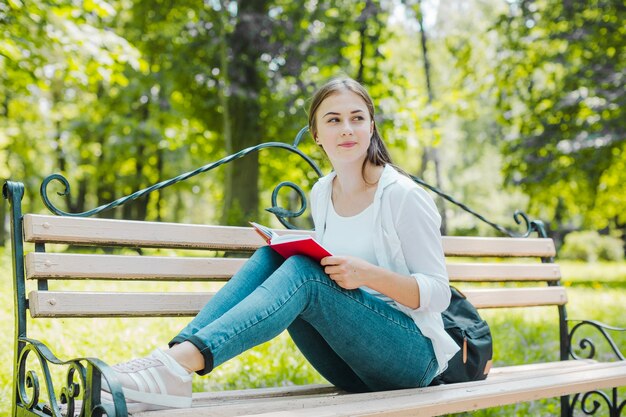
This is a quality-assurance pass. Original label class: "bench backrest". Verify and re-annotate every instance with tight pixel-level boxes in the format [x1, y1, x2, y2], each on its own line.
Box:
[21, 214, 563, 319]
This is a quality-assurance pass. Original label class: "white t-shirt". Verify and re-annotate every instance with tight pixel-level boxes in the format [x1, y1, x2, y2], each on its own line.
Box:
[322, 201, 394, 306]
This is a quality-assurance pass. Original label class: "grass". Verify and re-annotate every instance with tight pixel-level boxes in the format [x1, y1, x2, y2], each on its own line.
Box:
[0, 247, 624, 416]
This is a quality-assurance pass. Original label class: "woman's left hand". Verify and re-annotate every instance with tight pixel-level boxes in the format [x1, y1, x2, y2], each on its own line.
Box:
[320, 256, 372, 290]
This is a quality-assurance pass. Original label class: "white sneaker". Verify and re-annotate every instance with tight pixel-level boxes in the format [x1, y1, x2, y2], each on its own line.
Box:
[101, 349, 192, 413]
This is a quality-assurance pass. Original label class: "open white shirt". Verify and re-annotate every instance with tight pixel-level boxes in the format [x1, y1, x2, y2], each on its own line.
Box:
[310, 164, 459, 375]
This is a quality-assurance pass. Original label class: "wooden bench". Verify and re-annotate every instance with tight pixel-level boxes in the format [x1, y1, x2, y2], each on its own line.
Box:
[4, 156, 626, 416]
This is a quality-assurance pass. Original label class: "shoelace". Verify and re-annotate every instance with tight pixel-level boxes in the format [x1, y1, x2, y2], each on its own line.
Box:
[113, 356, 161, 372]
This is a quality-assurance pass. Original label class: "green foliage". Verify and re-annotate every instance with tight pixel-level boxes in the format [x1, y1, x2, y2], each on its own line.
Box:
[1, 0, 411, 227]
[561, 260, 626, 289]
[560, 230, 624, 262]
[2, 0, 625, 239]
[494, 0, 626, 231]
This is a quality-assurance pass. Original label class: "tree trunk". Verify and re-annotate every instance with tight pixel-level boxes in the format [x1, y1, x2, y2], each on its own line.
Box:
[220, 2, 268, 226]
[416, 0, 447, 235]
[134, 140, 149, 221]
[96, 126, 116, 219]
[1, 94, 9, 246]
[357, 23, 366, 82]
[0, 191, 5, 247]
[156, 147, 164, 222]
[222, 92, 261, 225]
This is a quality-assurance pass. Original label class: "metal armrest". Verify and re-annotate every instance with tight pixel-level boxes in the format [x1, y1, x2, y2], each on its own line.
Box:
[567, 319, 625, 361]
[16, 337, 127, 417]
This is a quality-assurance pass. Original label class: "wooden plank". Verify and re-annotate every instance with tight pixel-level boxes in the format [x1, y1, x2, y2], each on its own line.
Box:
[25, 253, 560, 282]
[182, 360, 596, 408]
[24, 214, 556, 257]
[23, 214, 310, 251]
[463, 287, 567, 308]
[442, 236, 556, 257]
[28, 291, 216, 318]
[25, 253, 246, 280]
[487, 359, 597, 377]
[179, 385, 339, 405]
[446, 263, 561, 282]
[134, 361, 626, 417]
[256, 363, 626, 417]
[28, 287, 567, 318]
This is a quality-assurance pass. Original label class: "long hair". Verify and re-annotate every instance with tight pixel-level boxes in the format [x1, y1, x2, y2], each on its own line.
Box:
[308, 77, 394, 183]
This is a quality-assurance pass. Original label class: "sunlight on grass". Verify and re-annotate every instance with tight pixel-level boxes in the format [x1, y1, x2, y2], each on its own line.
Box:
[0, 248, 624, 416]
[561, 261, 626, 287]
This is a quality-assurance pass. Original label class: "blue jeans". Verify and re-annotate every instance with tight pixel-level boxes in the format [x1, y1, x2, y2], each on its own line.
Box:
[169, 246, 438, 392]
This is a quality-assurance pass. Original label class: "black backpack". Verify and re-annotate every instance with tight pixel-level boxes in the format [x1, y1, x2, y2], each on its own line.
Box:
[430, 286, 493, 385]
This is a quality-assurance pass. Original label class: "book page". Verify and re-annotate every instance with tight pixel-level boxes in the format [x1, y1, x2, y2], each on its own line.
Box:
[249, 221, 278, 242]
[271, 234, 312, 244]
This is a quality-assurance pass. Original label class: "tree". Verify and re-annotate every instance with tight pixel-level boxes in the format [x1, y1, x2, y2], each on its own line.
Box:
[494, 0, 625, 239]
[177, 0, 393, 226]
[0, 0, 140, 221]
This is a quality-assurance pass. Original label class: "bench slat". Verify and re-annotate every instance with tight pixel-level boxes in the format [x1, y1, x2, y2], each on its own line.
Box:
[134, 361, 626, 417]
[177, 360, 597, 408]
[25, 253, 561, 282]
[442, 236, 556, 257]
[28, 291, 216, 317]
[25, 253, 246, 280]
[291, 363, 626, 417]
[28, 287, 567, 318]
[446, 263, 560, 281]
[463, 287, 567, 308]
[23, 214, 556, 257]
[22, 214, 306, 251]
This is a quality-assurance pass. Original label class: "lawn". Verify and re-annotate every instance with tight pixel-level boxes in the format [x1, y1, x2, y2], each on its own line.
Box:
[0, 247, 624, 416]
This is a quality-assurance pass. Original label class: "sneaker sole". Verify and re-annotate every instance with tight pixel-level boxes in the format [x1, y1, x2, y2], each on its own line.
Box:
[101, 390, 192, 412]
[122, 387, 192, 409]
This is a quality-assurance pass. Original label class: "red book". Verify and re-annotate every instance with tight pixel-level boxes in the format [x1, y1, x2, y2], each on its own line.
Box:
[249, 222, 332, 262]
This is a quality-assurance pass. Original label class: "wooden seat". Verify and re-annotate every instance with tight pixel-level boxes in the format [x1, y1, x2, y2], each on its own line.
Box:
[26, 287, 568, 317]
[133, 361, 626, 417]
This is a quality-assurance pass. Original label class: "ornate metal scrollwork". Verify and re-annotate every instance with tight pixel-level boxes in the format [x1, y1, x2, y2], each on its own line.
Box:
[266, 181, 309, 229]
[568, 320, 625, 361]
[410, 174, 545, 238]
[570, 389, 626, 417]
[15, 338, 127, 417]
[40, 140, 322, 219]
[567, 320, 625, 417]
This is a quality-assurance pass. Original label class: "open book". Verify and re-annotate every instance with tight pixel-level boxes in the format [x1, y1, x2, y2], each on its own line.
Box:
[249, 221, 332, 262]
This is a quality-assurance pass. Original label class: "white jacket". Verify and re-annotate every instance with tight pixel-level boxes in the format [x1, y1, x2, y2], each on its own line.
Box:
[310, 164, 459, 375]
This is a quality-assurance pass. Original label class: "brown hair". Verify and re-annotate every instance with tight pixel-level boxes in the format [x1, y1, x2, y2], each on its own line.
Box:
[308, 77, 394, 183]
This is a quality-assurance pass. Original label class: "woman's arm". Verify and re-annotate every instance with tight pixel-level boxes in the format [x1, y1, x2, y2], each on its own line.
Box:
[321, 256, 421, 309]
[393, 184, 450, 313]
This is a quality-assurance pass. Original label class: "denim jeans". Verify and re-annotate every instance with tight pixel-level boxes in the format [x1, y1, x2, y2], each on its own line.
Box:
[169, 246, 438, 392]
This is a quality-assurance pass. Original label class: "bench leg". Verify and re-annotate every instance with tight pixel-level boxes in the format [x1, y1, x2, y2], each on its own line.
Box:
[561, 394, 571, 417]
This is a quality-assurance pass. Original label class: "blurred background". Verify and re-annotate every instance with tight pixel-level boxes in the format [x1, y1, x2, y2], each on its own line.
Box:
[2, 0, 624, 254]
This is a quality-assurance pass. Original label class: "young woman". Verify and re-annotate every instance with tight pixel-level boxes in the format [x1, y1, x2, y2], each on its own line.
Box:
[103, 77, 459, 412]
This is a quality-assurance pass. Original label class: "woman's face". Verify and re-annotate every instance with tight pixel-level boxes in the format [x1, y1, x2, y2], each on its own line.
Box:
[314, 89, 374, 167]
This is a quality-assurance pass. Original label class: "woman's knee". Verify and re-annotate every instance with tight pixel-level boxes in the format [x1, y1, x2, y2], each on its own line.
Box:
[252, 245, 283, 261]
[245, 246, 285, 272]
[278, 255, 329, 284]
[281, 254, 322, 271]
